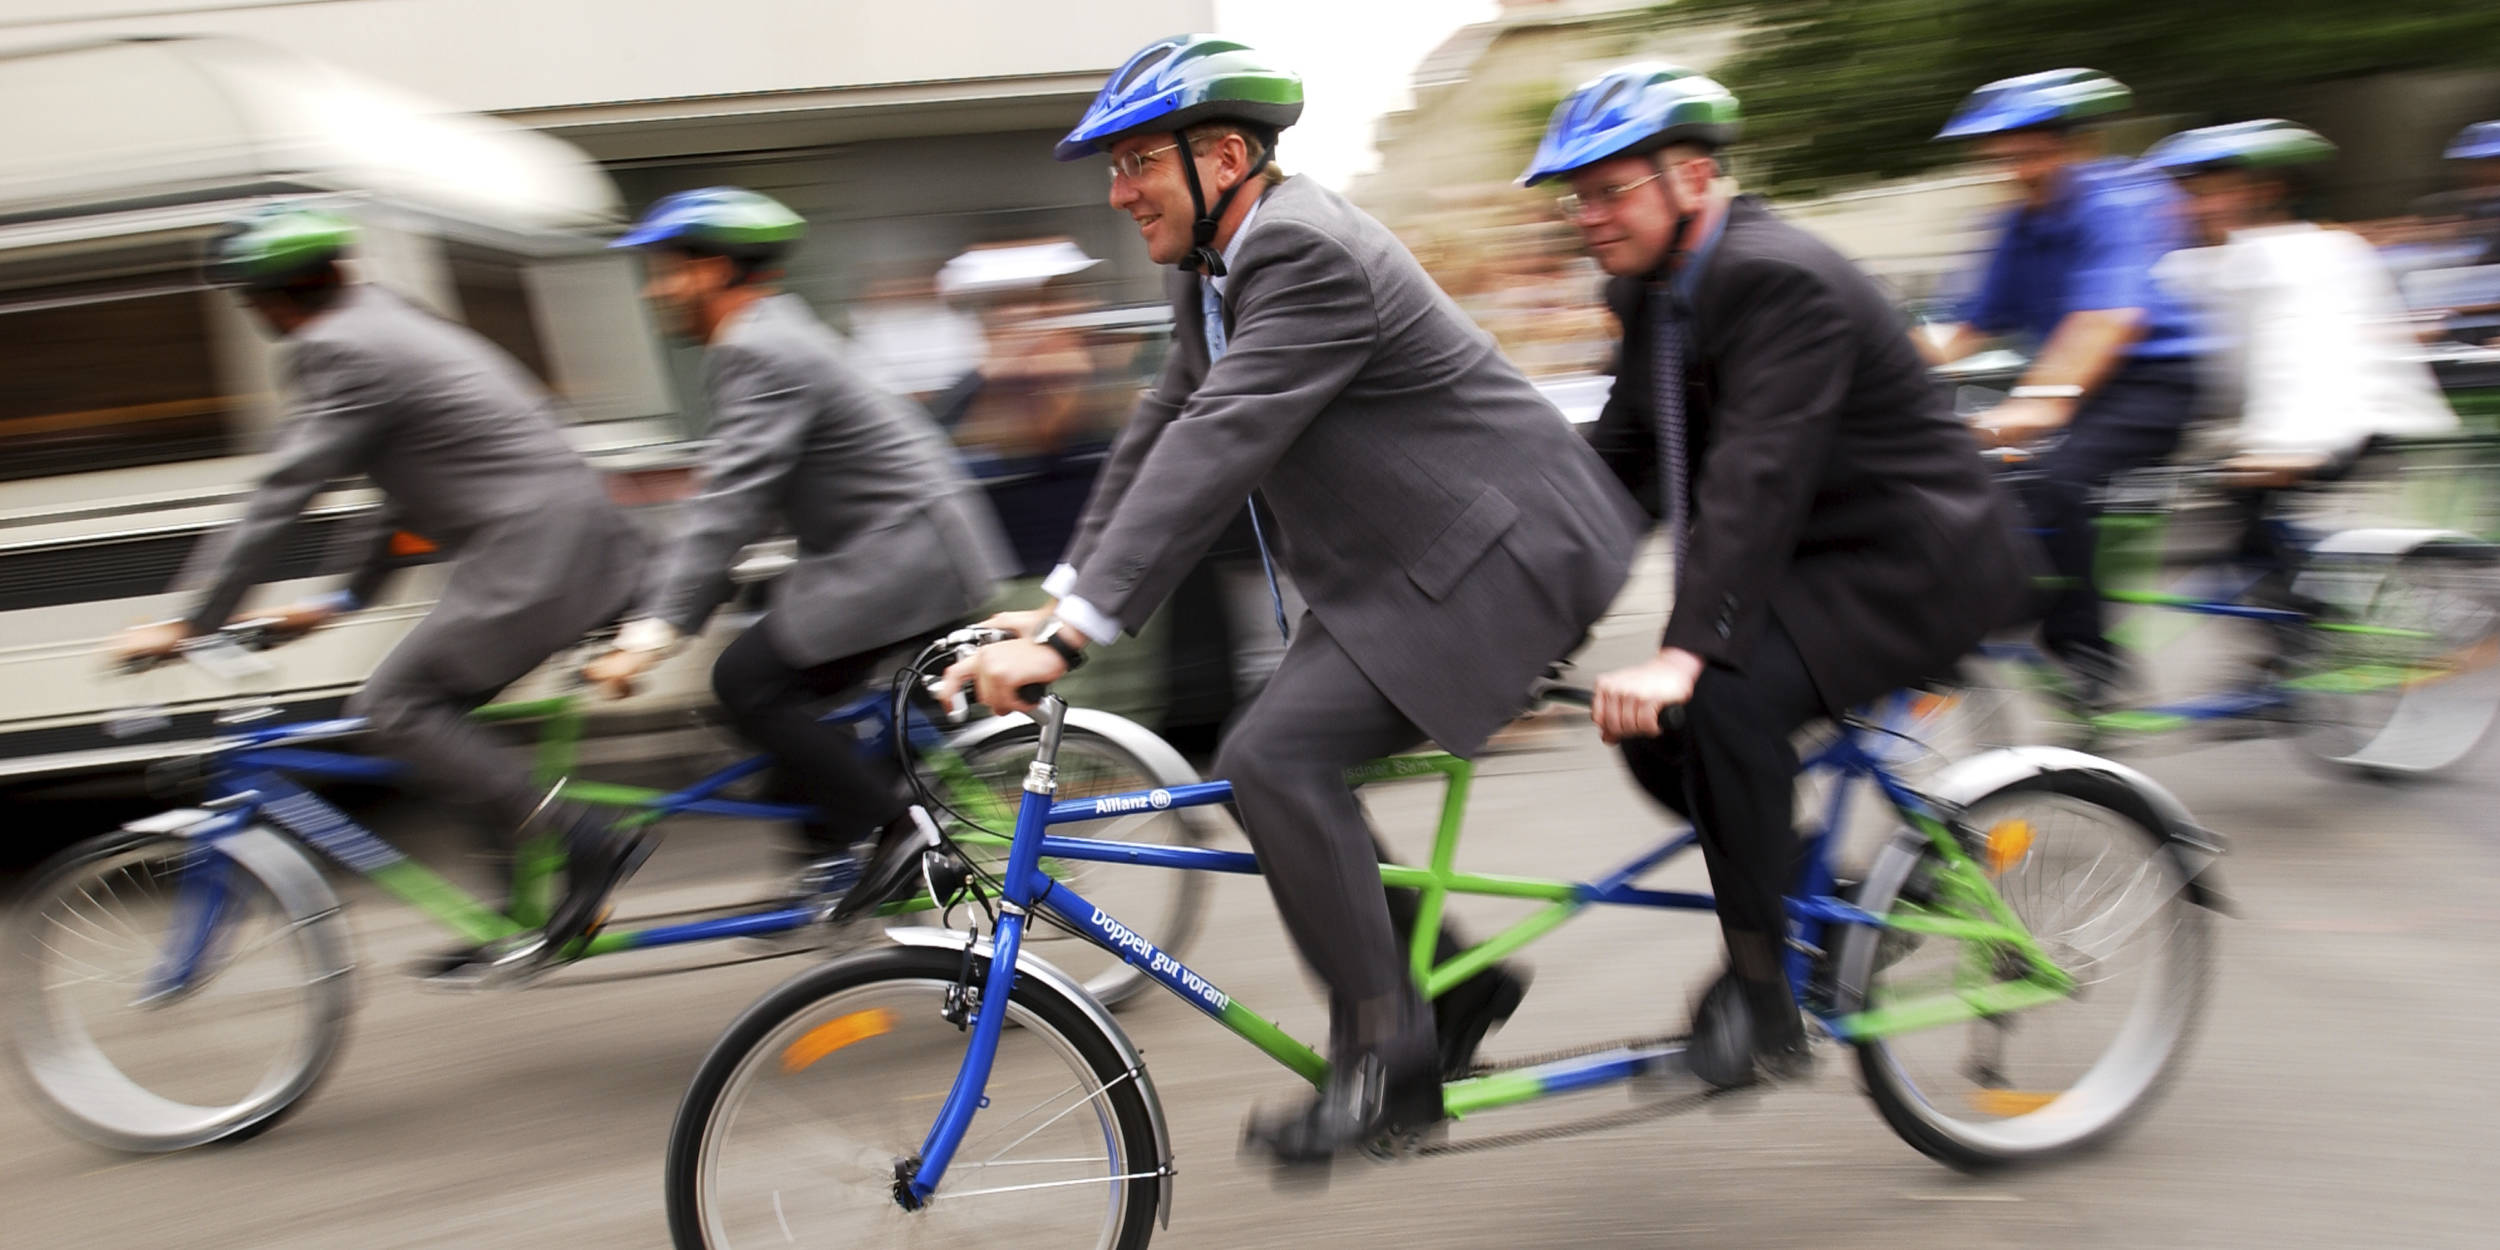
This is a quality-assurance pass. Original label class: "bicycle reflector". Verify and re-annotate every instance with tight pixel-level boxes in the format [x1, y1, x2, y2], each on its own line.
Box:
[780, 1009, 896, 1073]
[1985, 819, 2035, 876]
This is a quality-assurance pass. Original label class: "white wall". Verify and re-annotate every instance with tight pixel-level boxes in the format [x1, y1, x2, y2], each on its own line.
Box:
[1, 1, 1214, 113]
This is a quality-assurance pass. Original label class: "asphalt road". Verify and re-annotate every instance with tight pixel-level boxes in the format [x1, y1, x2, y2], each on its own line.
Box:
[6, 567, 2499, 1249]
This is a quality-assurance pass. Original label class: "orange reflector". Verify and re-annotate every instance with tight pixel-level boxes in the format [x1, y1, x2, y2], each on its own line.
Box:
[780, 1009, 895, 1073]
[1985, 820, 2033, 876]
[389, 530, 439, 557]
[1909, 692, 1959, 721]
[1968, 1089, 2059, 1116]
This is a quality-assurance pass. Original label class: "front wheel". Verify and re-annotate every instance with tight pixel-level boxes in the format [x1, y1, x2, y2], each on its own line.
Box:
[666, 944, 1163, 1250]
[1834, 767, 2210, 1169]
[7, 828, 355, 1151]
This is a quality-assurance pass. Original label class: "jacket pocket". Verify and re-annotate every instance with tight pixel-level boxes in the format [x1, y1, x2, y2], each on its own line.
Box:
[1407, 486, 1521, 601]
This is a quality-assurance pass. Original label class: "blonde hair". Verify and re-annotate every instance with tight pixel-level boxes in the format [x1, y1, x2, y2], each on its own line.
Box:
[1188, 123, 1289, 187]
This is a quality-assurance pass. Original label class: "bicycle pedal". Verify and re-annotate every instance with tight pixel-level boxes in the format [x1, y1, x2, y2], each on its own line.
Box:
[411, 935, 549, 991]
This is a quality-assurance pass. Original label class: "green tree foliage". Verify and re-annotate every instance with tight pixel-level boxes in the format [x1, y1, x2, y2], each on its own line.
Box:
[1691, 0, 2500, 194]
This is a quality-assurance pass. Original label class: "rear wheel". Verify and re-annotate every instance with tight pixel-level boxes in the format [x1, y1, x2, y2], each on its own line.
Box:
[665, 945, 1161, 1249]
[2292, 548, 2500, 778]
[1835, 768, 2209, 1169]
[7, 830, 353, 1151]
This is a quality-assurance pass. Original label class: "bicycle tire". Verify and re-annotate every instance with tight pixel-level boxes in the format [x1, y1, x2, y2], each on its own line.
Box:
[665, 944, 1161, 1249]
[7, 828, 354, 1152]
[1835, 766, 2210, 1170]
[2292, 547, 2500, 779]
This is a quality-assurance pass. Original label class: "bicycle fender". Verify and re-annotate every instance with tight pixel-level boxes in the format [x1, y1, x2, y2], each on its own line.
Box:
[944, 707, 1208, 792]
[1919, 746, 2230, 913]
[2302, 527, 2492, 560]
[884, 925, 1176, 1228]
[192, 823, 355, 971]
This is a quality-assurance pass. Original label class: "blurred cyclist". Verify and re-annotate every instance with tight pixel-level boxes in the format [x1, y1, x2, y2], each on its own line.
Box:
[114, 206, 650, 964]
[1526, 65, 2034, 1088]
[942, 34, 1641, 1165]
[1927, 69, 2205, 707]
[586, 188, 1010, 919]
[2143, 121, 2457, 649]
[2441, 121, 2500, 267]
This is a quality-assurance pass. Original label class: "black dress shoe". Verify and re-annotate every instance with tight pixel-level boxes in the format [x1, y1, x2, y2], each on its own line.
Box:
[1243, 1051, 1444, 1167]
[1687, 970, 1812, 1091]
[825, 807, 940, 925]
[541, 820, 657, 961]
[1433, 966, 1529, 1078]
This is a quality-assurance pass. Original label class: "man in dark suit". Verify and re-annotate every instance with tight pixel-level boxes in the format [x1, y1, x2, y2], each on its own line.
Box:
[587, 188, 1010, 918]
[943, 35, 1643, 1163]
[1524, 66, 2034, 1087]
[115, 205, 650, 961]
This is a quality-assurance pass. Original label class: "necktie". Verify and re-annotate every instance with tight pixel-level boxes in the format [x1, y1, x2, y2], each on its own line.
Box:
[1204, 280, 1290, 643]
[1651, 287, 1692, 565]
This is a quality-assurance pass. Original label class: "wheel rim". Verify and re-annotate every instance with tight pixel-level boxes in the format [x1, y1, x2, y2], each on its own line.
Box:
[696, 977, 1133, 1247]
[12, 839, 334, 1147]
[946, 736, 1207, 1004]
[1863, 793, 2203, 1155]
[2301, 560, 2500, 774]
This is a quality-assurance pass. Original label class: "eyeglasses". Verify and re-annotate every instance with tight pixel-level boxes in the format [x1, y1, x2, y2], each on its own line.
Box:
[1108, 143, 1183, 184]
[1554, 172, 1663, 221]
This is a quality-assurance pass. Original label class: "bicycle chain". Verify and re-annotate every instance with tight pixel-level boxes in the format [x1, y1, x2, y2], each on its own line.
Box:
[1460, 1033, 1688, 1078]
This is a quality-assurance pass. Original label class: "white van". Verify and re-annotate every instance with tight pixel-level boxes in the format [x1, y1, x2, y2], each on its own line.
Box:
[0, 36, 713, 779]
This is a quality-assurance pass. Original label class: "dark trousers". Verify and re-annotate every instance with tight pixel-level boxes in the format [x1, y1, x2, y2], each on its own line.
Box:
[711, 620, 910, 851]
[1213, 614, 1438, 1072]
[2012, 358, 2198, 665]
[1617, 619, 1827, 987]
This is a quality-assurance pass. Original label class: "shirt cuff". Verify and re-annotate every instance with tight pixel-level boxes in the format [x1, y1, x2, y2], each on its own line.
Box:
[1041, 563, 1078, 598]
[1053, 595, 1121, 649]
[615, 617, 683, 655]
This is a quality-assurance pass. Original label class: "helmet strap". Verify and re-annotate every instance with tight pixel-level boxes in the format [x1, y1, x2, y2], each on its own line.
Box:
[1175, 126, 1274, 276]
[1643, 155, 1700, 285]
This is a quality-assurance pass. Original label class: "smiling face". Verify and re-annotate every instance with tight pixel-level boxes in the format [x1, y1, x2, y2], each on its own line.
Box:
[1104, 130, 1257, 266]
[1563, 148, 1714, 278]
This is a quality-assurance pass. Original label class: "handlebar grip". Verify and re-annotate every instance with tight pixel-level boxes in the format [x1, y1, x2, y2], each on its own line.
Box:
[1659, 704, 1685, 733]
[1015, 682, 1051, 706]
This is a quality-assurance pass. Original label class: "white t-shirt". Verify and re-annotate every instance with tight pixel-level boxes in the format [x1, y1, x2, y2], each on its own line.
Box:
[2156, 222, 2456, 458]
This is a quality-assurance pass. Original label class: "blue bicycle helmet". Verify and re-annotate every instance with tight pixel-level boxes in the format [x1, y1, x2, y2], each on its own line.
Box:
[2446, 121, 2500, 161]
[612, 187, 805, 267]
[2143, 119, 2335, 178]
[1937, 68, 2131, 140]
[1519, 63, 1740, 188]
[1056, 35, 1304, 275]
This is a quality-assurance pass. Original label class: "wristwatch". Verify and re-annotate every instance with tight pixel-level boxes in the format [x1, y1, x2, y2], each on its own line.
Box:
[1034, 619, 1089, 672]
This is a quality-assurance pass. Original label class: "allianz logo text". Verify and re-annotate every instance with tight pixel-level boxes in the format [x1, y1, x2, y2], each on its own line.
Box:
[1087, 788, 1173, 816]
[1090, 907, 1229, 1013]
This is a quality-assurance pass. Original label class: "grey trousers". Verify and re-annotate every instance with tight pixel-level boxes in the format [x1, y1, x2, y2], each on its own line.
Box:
[1212, 613, 1435, 1071]
[344, 506, 643, 837]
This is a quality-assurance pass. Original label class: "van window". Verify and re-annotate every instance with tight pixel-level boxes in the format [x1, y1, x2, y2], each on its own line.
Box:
[0, 282, 238, 483]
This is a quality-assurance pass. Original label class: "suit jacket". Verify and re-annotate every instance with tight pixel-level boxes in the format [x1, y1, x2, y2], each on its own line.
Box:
[177, 285, 643, 646]
[1062, 176, 1642, 757]
[641, 294, 1009, 666]
[1589, 196, 2035, 711]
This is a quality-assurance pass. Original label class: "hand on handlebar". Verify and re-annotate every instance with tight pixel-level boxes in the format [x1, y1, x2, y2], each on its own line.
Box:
[934, 636, 1067, 717]
[582, 646, 658, 700]
[1591, 648, 1702, 744]
[111, 621, 196, 669]
[976, 607, 1054, 640]
[1973, 396, 2073, 450]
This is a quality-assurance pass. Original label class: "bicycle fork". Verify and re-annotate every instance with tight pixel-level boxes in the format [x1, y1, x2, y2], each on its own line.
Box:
[898, 694, 1070, 1209]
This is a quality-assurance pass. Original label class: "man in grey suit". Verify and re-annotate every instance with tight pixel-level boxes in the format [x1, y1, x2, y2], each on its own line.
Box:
[587, 188, 1009, 913]
[116, 206, 650, 958]
[943, 36, 1642, 1164]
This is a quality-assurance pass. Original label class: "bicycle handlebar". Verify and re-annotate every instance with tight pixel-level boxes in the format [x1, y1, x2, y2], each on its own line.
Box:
[116, 618, 291, 677]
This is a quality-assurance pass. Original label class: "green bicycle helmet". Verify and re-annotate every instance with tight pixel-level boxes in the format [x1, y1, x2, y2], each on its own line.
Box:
[611, 187, 807, 264]
[2143, 119, 2336, 178]
[203, 205, 357, 290]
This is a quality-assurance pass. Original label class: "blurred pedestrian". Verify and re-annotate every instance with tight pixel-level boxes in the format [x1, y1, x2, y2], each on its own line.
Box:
[1926, 68, 2204, 708]
[942, 34, 1641, 1165]
[587, 188, 1010, 930]
[1525, 64, 2033, 1090]
[2440, 121, 2500, 268]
